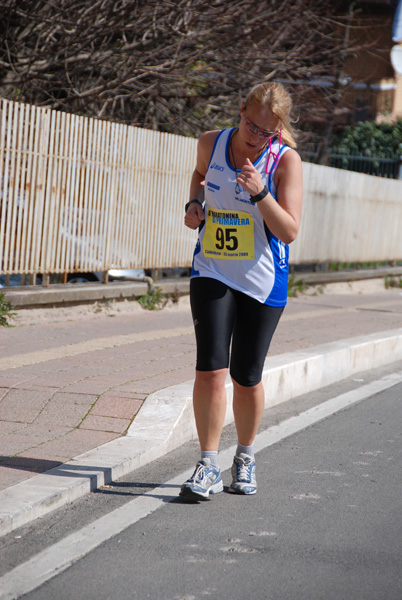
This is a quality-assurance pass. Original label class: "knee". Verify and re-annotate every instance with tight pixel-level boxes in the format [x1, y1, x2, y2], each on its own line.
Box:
[195, 368, 228, 390]
[232, 373, 262, 389]
[230, 357, 263, 387]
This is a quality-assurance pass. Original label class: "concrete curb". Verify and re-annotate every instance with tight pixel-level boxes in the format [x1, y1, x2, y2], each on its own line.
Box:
[3, 267, 401, 308]
[1, 327, 402, 537]
[3, 278, 190, 308]
[294, 266, 402, 285]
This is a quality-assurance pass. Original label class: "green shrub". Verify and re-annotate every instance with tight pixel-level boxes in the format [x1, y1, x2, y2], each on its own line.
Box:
[137, 285, 167, 310]
[385, 275, 402, 289]
[332, 120, 402, 157]
[287, 273, 308, 297]
[0, 294, 16, 327]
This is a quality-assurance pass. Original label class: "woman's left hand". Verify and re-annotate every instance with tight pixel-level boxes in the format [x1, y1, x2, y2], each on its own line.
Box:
[236, 158, 265, 196]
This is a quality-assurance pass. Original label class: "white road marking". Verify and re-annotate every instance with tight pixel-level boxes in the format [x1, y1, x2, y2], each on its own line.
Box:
[1, 370, 401, 600]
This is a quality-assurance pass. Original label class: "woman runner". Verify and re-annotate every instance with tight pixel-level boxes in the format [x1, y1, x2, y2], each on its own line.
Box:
[180, 82, 303, 500]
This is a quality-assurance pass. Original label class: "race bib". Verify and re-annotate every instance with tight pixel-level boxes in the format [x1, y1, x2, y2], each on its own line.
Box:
[202, 207, 254, 260]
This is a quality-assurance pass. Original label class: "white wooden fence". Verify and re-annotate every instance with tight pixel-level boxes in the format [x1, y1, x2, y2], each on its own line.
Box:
[291, 162, 402, 264]
[0, 99, 197, 276]
[1, 98, 402, 278]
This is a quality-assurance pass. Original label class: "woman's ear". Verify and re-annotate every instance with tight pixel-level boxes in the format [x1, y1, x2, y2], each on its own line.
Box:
[240, 102, 245, 114]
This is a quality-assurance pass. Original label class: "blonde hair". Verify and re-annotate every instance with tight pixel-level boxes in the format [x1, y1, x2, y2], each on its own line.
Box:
[245, 82, 298, 148]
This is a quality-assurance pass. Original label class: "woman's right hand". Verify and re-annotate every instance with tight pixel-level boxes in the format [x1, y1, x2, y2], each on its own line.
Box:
[184, 202, 205, 229]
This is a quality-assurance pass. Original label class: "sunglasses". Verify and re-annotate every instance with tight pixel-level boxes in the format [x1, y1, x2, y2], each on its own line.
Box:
[240, 108, 277, 139]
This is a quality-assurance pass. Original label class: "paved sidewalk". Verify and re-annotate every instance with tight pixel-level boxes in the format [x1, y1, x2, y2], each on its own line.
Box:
[0, 284, 402, 535]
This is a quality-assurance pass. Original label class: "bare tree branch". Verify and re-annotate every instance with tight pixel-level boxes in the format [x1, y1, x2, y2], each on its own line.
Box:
[0, 0, 374, 147]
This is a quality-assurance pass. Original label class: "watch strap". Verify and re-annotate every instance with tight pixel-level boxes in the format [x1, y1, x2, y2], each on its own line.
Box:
[250, 185, 269, 203]
[185, 199, 203, 213]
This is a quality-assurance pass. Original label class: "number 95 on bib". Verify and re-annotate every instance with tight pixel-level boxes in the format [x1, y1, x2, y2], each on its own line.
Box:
[202, 208, 255, 260]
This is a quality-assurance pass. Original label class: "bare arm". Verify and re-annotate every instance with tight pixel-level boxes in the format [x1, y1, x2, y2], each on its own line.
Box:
[236, 150, 303, 244]
[184, 131, 219, 230]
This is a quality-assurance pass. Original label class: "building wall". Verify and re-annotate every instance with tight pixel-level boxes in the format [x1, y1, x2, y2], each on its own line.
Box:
[342, 1, 401, 122]
[392, 72, 402, 116]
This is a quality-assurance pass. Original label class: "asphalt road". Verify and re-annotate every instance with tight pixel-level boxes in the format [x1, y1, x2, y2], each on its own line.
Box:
[1, 365, 402, 600]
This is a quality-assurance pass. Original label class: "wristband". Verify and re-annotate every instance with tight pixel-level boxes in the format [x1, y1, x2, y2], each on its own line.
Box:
[185, 198, 203, 213]
[250, 186, 269, 203]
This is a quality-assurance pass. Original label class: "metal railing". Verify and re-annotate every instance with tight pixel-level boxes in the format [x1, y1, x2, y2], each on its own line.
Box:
[300, 146, 402, 180]
[330, 148, 402, 179]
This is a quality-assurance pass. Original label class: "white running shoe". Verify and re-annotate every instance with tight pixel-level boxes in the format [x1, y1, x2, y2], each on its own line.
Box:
[180, 458, 223, 501]
[228, 453, 257, 495]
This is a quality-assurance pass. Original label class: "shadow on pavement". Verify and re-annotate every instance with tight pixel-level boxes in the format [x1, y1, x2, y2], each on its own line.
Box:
[0, 455, 62, 473]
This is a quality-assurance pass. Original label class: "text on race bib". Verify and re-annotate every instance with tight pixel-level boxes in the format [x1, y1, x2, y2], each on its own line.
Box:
[202, 208, 255, 260]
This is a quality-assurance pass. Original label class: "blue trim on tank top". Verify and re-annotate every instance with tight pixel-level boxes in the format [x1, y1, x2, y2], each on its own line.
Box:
[207, 129, 226, 171]
[264, 144, 291, 306]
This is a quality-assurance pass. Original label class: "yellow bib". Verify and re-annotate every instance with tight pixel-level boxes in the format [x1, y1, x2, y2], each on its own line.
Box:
[202, 207, 255, 260]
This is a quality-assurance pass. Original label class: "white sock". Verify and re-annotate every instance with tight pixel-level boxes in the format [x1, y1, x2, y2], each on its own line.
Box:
[201, 451, 219, 467]
[236, 443, 254, 459]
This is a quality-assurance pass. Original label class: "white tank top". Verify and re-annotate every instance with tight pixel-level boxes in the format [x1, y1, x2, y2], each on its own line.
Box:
[191, 127, 291, 306]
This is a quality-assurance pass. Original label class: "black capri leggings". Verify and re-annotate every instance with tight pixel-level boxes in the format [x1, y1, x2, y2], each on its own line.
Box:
[190, 277, 284, 387]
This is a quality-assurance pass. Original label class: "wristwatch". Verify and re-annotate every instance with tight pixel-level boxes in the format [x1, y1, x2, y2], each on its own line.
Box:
[250, 186, 269, 203]
[185, 199, 203, 212]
